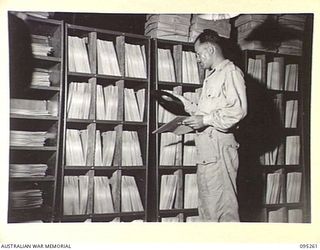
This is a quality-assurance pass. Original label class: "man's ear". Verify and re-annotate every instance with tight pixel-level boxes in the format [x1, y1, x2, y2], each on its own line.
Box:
[208, 45, 215, 54]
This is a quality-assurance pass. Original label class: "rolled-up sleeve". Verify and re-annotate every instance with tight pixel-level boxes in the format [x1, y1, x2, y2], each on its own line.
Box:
[202, 69, 247, 130]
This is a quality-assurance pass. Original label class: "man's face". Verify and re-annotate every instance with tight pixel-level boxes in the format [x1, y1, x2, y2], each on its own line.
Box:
[194, 41, 213, 69]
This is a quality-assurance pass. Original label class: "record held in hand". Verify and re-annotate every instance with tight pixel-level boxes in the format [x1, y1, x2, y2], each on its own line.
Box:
[151, 90, 189, 116]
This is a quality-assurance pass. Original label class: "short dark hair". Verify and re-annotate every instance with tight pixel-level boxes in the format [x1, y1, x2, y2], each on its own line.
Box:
[194, 29, 241, 63]
[194, 29, 223, 48]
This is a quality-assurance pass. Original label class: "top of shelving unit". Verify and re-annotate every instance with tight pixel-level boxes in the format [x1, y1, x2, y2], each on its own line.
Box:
[66, 23, 150, 40]
[23, 14, 63, 25]
[155, 37, 194, 46]
[243, 49, 302, 59]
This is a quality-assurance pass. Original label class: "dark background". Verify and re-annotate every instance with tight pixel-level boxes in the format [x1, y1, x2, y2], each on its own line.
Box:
[54, 12, 147, 34]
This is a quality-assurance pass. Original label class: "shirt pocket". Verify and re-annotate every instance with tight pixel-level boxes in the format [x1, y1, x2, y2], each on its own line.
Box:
[204, 74, 225, 98]
[205, 84, 221, 99]
[195, 133, 220, 165]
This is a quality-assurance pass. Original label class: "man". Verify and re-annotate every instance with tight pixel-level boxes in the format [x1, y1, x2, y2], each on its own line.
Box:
[177, 29, 247, 222]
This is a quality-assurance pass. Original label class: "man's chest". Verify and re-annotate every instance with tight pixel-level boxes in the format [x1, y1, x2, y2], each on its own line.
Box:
[197, 71, 227, 113]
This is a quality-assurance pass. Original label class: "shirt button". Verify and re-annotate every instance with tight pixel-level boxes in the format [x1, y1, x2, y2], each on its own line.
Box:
[202, 160, 206, 164]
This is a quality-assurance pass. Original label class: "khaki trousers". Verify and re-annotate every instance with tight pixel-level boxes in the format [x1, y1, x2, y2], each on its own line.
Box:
[195, 129, 240, 222]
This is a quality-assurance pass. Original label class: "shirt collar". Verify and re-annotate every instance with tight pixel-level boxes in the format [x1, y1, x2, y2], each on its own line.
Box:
[212, 59, 230, 72]
[205, 59, 230, 78]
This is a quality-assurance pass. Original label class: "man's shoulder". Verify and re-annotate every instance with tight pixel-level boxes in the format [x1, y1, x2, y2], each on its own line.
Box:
[223, 60, 244, 75]
[224, 60, 239, 70]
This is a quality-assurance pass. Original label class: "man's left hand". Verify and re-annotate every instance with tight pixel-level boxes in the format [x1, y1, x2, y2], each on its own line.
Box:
[182, 115, 205, 130]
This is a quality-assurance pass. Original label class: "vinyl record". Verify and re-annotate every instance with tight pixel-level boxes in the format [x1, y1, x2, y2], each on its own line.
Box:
[151, 90, 189, 116]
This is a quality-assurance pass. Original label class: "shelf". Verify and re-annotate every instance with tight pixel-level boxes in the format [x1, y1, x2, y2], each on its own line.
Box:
[10, 114, 59, 121]
[60, 214, 91, 222]
[182, 208, 199, 216]
[67, 119, 148, 126]
[119, 166, 147, 171]
[123, 121, 147, 126]
[260, 165, 302, 169]
[62, 211, 146, 222]
[94, 211, 145, 217]
[157, 81, 203, 88]
[123, 77, 149, 83]
[91, 166, 118, 171]
[62, 211, 145, 218]
[283, 128, 300, 135]
[29, 85, 60, 91]
[158, 81, 180, 87]
[96, 74, 123, 80]
[159, 208, 198, 216]
[264, 203, 303, 209]
[66, 118, 95, 124]
[33, 55, 61, 63]
[159, 166, 197, 171]
[95, 120, 122, 124]
[67, 71, 95, 78]
[181, 82, 202, 88]
[67, 73, 149, 83]
[65, 166, 147, 171]
[10, 176, 56, 182]
[283, 91, 301, 99]
[265, 89, 301, 97]
[8, 204, 53, 222]
[10, 146, 57, 151]
[64, 166, 93, 170]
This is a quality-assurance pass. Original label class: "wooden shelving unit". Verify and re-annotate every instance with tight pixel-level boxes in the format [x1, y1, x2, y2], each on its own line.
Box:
[59, 24, 150, 222]
[242, 49, 309, 223]
[149, 38, 204, 222]
[8, 13, 64, 223]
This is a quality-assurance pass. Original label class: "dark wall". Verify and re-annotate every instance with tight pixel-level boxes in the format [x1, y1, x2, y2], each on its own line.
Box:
[53, 12, 146, 35]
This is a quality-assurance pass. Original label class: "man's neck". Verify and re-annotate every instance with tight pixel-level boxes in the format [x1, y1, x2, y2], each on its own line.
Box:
[210, 56, 225, 70]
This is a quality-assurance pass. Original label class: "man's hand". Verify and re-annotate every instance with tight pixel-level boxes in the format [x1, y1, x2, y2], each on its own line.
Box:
[182, 115, 205, 130]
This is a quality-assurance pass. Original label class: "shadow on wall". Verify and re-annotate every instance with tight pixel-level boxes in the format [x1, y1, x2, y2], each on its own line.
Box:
[244, 15, 303, 51]
[235, 74, 283, 222]
[222, 16, 302, 222]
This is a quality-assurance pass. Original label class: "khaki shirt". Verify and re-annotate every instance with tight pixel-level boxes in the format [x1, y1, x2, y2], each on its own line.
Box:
[184, 59, 247, 132]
